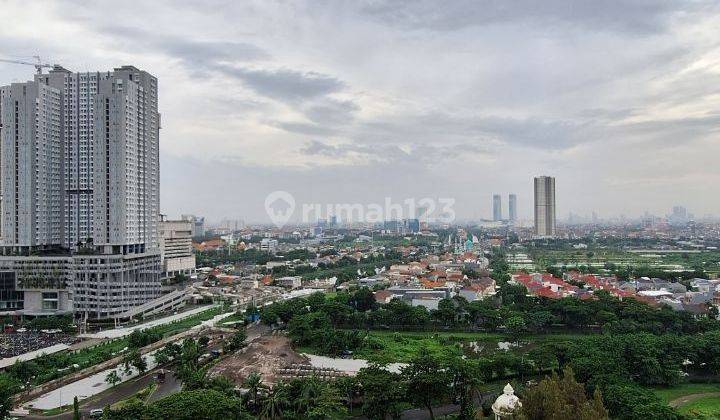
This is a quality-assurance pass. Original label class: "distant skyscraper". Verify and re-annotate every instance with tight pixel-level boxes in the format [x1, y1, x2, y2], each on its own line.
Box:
[534, 176, 556, 236]
[669, 206, 689, 226]
[508, 194, 517, 222]
[406, 218, 420, 233]
[493, 194, 502, 221]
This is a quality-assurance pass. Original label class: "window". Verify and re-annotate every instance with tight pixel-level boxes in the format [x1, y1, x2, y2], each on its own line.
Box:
[41, 292, 59, 310]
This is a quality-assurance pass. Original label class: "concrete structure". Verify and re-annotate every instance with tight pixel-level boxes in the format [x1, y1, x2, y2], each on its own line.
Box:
[0, 66, 162, 319]
[181, 214, 205, 237]
[159, 220, 196, 280]
[493, 194, 502, 221]
[411, 296, 440, 311]
[275, 276, 302, 289]
[508, 194, 517, 222]
[0, 81, 63, 250]
[260, 238, 278, 253]
[534, 176, 556, 236]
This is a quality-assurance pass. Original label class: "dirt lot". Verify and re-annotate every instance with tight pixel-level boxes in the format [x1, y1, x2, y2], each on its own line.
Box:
[207, 332, 308, 385]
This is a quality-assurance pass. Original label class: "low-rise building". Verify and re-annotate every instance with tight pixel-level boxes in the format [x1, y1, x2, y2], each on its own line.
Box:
[459, 278, 496, 301]
[159, 220, 196, 281]
[276, 276, 302, 289]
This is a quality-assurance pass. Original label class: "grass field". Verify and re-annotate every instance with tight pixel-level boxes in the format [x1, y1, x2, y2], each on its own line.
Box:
[677, 395, 720, 417]
[302, 330, 588, 363]
[653, 383, 720, 403]
[217, 311, 244, 326]
[527, 248, 720, 275]
[651, 382, 720, 417]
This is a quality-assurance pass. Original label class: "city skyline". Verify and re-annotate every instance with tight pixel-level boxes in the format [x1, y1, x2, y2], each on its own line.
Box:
[1, 1, 719, 223]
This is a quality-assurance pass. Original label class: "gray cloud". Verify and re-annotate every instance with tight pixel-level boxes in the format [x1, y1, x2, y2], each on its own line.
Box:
[95, 24, 269, 69]
[3, 0, 719, 221]
[270, 121, 339, 136]
[361, 0, 696, 34]
[217, 65, 346, 101]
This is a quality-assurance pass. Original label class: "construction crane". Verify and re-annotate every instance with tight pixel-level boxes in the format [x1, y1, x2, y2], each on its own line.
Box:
[0, 55, 55, 74]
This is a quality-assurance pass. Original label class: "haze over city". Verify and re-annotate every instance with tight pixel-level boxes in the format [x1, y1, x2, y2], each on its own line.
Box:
[1, 0, 719, 223]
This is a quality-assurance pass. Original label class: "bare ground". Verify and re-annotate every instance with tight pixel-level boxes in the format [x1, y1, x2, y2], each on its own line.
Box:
[207, 332, 308, 385]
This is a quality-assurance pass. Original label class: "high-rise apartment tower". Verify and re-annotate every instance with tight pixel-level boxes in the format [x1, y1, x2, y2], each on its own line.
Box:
[534, 176, 556, 236]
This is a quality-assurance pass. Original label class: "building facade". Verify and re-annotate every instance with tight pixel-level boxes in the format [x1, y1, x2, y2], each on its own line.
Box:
[493, 194, 502, 221]
[159, 220, 196, 280]
[534, 176, 556, 236]
[508, 194, 517, 222]
[181, 214, 204, 237]
[0, 66, 162, 319]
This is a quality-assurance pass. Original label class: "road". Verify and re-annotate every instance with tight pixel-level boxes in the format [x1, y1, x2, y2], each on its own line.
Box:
[23, 368, 180, 420]
[79, 305, 219, 339]
[22, 322, 268, 418]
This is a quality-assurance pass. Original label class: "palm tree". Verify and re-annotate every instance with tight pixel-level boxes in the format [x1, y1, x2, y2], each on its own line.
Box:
[334, 376, 358, 413]
[260, 382, 288, 419]
[244, 372, 263, 411]
[297, 377, 322, 414]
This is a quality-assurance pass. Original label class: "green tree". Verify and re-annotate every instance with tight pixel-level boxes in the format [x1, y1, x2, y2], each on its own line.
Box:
[448, 358, 482, 420]
[402, 348, 450, 420]
[350, 287, 376, 311]
[260, 382, 288, 419]
[244, 372, 264, 412]
[225, 329, 248, 353]
[601, 382, 681, 420]
[122, 350, 147, 374]
[506, 315, 527, 343]
[73, 396, 81, 420]
[519, 367, 608, 420]
[105, 370, 121, 387]
[206, 375, 235, 396]
[145, 389, 250, 419]
[357, 364, 407, 420]
[101, 398, 147, 420]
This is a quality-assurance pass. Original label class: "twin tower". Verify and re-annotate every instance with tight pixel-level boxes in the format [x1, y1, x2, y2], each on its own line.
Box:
[492, 194, 517, 222]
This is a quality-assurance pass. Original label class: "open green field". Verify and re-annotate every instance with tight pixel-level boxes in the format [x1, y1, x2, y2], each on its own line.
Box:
[677, 395, 720, 417]
[525, 248, 720, 275]
[302, 330, 589, 363]
[652, 383, 720, 403]
[651, 382, 720, 417]
[217, 311, 244, 326]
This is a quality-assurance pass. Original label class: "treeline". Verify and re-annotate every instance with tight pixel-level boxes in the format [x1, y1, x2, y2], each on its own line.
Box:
[262, 286, 717, 336]
[260, 290, 720, 419]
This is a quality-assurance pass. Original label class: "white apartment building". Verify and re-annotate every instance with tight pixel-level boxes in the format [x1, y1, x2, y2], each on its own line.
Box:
[0, 65, 162, 319]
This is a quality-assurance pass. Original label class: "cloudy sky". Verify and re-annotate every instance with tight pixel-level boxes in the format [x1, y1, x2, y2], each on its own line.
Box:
[1, 0, 719, 224]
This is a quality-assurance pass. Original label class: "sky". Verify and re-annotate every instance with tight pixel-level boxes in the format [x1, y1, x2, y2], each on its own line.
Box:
[1, 0, 719, 224]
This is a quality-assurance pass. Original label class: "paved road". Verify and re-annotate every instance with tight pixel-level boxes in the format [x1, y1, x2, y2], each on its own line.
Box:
[400, 404, 459, 420]
[23, 323, 268, 418]
[24, 368, 180, 420]
[79, 305, 218, 339]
